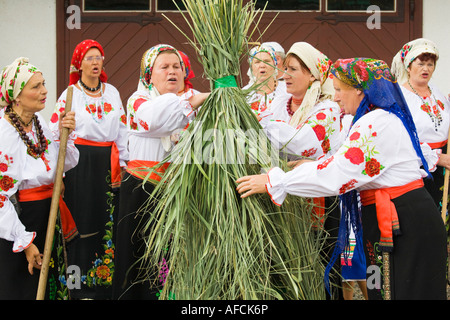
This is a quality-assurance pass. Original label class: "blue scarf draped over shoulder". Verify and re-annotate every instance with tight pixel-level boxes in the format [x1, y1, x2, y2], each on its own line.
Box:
[323, 58, 431, 295]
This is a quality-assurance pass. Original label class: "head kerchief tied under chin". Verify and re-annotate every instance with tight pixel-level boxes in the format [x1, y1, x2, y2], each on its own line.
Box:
[391, 38, 439, 84]
[178, 51, 195, 90]
[286, 42, 334, 127]
[324, 57, 432, 294]
[263, 41, 285, 55]
[0, 57, 41, 109]
[69, 39, 108, 85]
[138, 44, 183, 92]
[138, 44, 183, 152]
[246, 44, 278, 85]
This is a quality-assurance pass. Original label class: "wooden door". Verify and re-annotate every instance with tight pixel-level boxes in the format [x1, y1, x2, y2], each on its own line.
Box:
[57, 0, 423, 105]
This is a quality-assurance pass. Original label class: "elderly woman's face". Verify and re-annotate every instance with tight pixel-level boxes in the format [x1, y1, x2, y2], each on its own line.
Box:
[81, 47, 104, 79]
[16, 72, 47, 113]
[282, 55, 315, 98]
[408, 58, 435, 85]
[251, 52, 276, 83]
[151, 52, 183, 95]
[333, 77, 363, 116]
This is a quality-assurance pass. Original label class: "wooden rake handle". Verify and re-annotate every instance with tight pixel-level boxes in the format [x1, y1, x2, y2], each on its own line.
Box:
[441, 127, 450, 224]
[36, 86, 73, 300]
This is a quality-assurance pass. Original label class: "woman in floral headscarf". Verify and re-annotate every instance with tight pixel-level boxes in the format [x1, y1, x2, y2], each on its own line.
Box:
[0, 57, 79, 299]
[256, 41, 343, 299]
[113, 44, 209, 300]
[237, 58, 447, 300]
[242, 43, 288, 115]
[392, 38, 450, 214]
[259, 42, 340, 161]
[48, 39, 129, 300]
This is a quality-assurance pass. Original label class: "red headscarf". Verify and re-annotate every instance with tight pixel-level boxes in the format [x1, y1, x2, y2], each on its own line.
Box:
[69, 39, 108, 85]
[178, 51, 195, 90]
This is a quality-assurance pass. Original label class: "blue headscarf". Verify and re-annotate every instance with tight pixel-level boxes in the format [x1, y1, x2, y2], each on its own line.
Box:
[322, 58, 431, 295]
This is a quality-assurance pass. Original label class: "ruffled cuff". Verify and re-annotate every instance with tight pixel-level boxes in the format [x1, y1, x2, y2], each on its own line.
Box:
[180, 100, 196, 119]
[266, 167, 288, 206]
[12, 231, 36, 253]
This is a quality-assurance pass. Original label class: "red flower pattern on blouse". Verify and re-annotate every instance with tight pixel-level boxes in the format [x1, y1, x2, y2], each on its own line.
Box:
[139, 119, 149, 131]
[103, 102, 112, 113]
[0, 194, 6, 208]
[312, 124, 326, 141]
[339, 179, 358, 194]
[317, 156, 334, 170]
[344, 147, 365, 165]
[301, 148, 317, 158]
[0, 175, 15, 192]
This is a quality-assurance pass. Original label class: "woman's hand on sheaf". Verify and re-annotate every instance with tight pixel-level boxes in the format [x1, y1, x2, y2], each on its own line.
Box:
[236, 174, 269, 198]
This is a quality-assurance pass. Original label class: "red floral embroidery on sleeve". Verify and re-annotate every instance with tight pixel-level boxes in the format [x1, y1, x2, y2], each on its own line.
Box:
[339, 179, 358, 194]
[317, 156, 334, 170]
[133, 98, 147, 112]
[301, 148, 317, 158]
[139, 119, 149, 131]
[363, 158, 385, 177]
[342, 125, 385, 177]
[344, 147, 365, 165]
[0, 175, 15, 192]
[312, 124, 326, 141]
[120, 114, 127, 125]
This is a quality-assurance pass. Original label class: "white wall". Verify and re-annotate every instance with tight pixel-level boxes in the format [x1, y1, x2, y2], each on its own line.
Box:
[0, 0, 57, 121]
[423, 0, 450, 95]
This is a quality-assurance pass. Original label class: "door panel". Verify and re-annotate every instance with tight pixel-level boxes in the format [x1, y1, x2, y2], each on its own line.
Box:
[57, 0, 422, 106]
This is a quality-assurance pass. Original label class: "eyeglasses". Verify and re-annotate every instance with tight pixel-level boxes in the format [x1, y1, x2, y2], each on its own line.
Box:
[83, 56, 104, 63]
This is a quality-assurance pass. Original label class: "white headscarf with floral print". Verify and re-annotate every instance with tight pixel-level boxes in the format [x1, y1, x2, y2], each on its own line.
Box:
[137, 44, 184, 151]
[0, 57, 41, 109]
[391, 38, 439, 85]
[286, 42, 334, 127]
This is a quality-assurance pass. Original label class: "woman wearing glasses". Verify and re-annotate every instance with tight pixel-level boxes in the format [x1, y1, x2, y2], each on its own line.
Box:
[49, 39, 129, 300]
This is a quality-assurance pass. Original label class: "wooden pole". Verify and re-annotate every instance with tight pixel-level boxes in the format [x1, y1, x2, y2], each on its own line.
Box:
[382, 252, 391, 300]
[441, 128, 450, 223]
[36, 86, 73, 300]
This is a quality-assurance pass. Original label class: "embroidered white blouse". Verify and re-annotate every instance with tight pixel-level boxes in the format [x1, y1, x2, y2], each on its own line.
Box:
[400, 84, 450, 171]
[259, 95, 342, 160]
[0, 113, 79, 252]
[126, 88, 198, 162]
[49, 83, 129, 167]
[243, 80, 288, 114]
[265, 109, 427, 206]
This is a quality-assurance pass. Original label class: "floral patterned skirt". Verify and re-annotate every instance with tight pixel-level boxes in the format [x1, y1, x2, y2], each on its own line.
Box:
[63, 144, 118, 299]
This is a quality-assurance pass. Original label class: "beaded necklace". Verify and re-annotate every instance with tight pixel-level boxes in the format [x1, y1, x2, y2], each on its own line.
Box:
[5, 106, 48, 159]
[286, 97, 303, 117]
[79, 81, 105, 123]
[79, 78, 101, 92]
[408, 80, 442, 131]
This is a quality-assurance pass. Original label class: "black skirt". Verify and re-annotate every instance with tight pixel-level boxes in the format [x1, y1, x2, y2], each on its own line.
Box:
[113, 172, 162, 300]
[63, 143, 119, 299]
[0, 198, 69, 300]
[362, 187, 447, 300]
